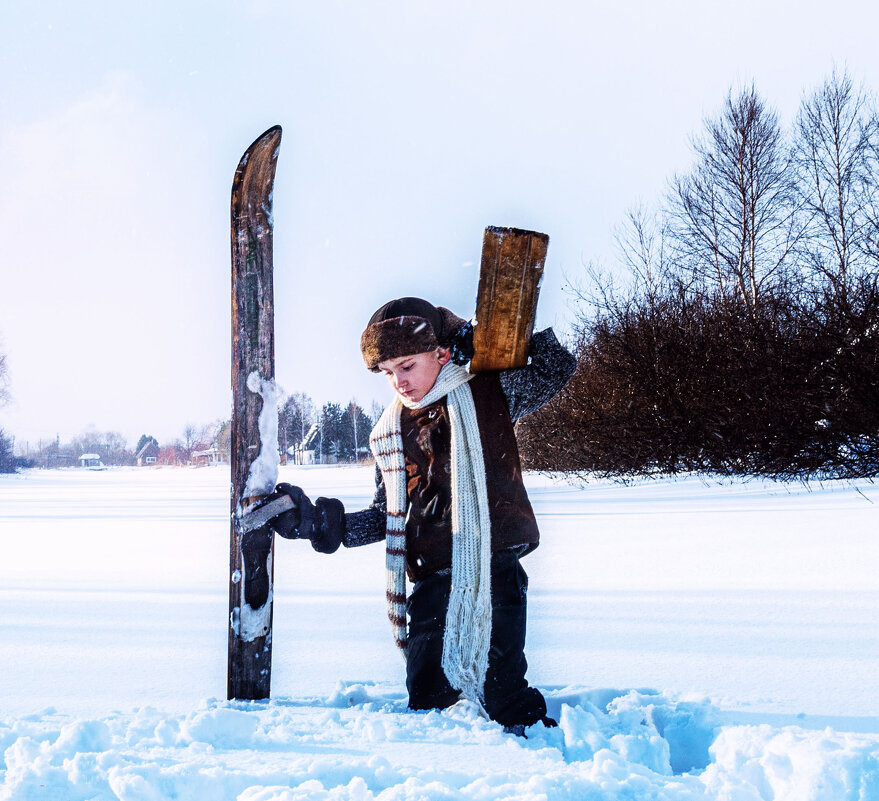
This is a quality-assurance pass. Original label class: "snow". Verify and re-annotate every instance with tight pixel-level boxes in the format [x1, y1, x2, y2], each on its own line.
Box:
[1, 465, 878, 799]
[242, 371, 281, 500]
[236, 371, 282, 644]
[2, 691, 877, 800]
[236, 545, 273, 643]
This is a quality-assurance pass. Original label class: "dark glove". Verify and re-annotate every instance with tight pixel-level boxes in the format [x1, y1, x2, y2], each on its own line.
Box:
[266, 483, 315, 540]
[445, 320, 474, 365]
[268, 483, 344, 554]
[311, 497, 345, 554]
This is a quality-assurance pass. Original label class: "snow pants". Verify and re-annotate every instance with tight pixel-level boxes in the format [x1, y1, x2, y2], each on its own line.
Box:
[405, 549, 547, 728]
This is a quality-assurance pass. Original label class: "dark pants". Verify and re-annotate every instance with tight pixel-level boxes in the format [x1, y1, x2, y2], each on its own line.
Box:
[405, 550, 547, 728]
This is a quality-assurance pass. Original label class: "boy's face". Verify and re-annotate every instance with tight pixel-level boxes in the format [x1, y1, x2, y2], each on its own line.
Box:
[378, 348, 450, 403]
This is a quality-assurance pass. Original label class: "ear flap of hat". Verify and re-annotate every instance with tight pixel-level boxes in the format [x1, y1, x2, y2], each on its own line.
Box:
[435, 306, 467, 345]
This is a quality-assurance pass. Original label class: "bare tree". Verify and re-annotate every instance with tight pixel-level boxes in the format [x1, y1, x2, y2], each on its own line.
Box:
[180, 423, 199, 462]
[614, 203, 674, 305]
[0, 340, 14, 470]
[215, 419, 232, 463]
[369, 400, 385, 426]
[71, 427, 132, 465]
[670, 84, 801, 310]
[197, 419, 225, 446]
[0, 347, 10, 408]
[346, 399, 374, 461]
[794, 68, 879, 297]
[278, 392, 316, 455]
[348, 399, 360, 460]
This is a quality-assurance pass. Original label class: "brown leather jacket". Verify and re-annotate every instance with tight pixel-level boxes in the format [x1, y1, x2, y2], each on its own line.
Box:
[400, 371, 539, 580]
[343, 328, 576, 581]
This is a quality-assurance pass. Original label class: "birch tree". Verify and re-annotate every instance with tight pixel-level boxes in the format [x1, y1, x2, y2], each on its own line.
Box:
[670, 85, 801, 311]
[794, 68, 879, 298]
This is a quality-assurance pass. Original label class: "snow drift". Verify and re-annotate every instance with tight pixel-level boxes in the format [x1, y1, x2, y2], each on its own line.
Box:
[1, 465, 878, 799]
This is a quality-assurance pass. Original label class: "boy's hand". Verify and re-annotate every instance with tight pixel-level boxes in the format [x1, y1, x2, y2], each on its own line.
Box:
[268, 483, 314, 539]
[269, 483, 344, 554]
[311, 497, 345, 554]
[446, 320, 475, 365]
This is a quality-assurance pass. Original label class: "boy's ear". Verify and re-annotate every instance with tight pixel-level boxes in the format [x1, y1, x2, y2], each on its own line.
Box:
[437, 347, 451, 365]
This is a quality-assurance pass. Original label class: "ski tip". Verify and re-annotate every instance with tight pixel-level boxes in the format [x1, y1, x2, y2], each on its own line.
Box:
[239, 126, 283, 162]
[232, 126, 284, 192]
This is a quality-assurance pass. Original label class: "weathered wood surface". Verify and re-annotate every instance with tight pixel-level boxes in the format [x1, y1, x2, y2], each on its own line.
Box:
[228, 125, 282, 701]
[470, 226, 548, 372]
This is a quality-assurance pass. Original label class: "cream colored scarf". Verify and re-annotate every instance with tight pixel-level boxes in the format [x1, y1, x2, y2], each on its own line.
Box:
[369, 361, 493, 702]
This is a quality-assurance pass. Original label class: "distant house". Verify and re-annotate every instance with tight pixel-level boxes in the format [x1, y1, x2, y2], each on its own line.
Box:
[191, 444, 220, 466]
[79, 453, 105, 469]
[136, 441, 159, 466]
[288, 444, 315, 465]
[291, 422, 320, 465]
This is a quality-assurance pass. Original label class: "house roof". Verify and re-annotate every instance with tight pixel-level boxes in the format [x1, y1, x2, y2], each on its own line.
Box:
[136, 442, 159, 458]
[192, 446, 218, 458]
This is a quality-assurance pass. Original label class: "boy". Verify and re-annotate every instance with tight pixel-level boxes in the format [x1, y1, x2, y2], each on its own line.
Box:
[265, 297, 576, 732]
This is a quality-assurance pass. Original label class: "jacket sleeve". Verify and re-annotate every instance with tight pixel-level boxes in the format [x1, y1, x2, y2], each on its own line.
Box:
[342, 464, 386, 547]
[498, 327, 577, 422]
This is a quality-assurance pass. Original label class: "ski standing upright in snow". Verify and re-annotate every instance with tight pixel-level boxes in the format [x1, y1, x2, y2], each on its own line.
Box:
[228, 125, 283, 701]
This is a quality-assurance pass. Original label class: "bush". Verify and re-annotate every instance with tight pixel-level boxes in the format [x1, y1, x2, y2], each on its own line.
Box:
[518, 282, 879, 480]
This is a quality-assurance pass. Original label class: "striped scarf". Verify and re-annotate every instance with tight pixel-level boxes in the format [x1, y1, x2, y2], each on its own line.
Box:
[369, 361, 493, 702]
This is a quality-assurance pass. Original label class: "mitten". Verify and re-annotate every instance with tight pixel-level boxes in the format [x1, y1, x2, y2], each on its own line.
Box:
[445, 320, 475, 365]
[267, 482, 316, 540]
[311, 497, 345, 554]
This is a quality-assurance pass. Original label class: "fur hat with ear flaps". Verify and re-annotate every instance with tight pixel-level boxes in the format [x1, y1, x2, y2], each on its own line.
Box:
[361, 297, 467, 372]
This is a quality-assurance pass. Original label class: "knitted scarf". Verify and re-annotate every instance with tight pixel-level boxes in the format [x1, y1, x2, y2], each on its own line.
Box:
[369, 361, 493, 702]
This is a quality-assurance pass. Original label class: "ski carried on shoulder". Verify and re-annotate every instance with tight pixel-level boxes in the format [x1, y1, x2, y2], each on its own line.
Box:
[471, 226, 548, 372]
[228, 125, 283, 701]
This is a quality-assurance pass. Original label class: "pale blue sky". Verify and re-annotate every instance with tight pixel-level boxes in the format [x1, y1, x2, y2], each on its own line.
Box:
[2, 0, 878, 447]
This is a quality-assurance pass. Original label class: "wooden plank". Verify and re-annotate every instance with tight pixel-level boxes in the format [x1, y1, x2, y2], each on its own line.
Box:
[228, 125, 282, 701]
[470, 226, 548, 372]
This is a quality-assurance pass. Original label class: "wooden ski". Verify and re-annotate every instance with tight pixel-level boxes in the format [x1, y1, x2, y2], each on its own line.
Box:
[228, 125, 282, 701]
[470, 226, 548, 372]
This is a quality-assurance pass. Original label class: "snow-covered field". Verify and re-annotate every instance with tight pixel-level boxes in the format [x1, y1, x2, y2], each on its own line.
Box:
[2, 465, 878, 800]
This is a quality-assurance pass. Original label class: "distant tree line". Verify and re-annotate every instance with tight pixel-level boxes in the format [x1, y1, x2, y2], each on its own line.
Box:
[18, 429, 150, 469]
[4, 389, 381, 472]
[519, 71, 879, 480]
